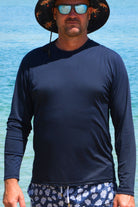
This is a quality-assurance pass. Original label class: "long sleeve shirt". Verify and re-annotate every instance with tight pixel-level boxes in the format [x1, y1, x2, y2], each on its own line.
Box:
[4, 39, 136, 196]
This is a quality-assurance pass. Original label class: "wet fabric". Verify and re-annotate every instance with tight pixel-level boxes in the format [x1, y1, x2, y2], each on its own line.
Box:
[28, 182, 116, 207]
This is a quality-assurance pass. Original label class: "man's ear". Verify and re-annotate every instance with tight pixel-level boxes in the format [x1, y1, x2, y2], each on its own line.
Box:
[53, 7, 57, 20]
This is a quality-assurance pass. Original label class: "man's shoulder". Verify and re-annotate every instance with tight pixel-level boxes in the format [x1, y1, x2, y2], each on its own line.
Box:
[87, 39, 122, 62]
[21, 43, 50, 68]
[97, 43, 120, 58]
[97, 44, 127, 75]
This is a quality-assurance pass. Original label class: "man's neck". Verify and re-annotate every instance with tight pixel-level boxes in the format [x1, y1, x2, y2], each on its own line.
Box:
[55, 35, 88, 51]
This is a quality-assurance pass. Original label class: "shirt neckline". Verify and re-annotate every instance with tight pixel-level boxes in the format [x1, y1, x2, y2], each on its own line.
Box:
[52, 38, 91, 54]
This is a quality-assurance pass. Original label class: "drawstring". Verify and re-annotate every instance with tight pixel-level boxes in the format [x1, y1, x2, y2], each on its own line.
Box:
[60, 186, 70, 207]
[60, 186, 63, 197]
[67, 186, 70, 206]
[48, 31, 52, 58]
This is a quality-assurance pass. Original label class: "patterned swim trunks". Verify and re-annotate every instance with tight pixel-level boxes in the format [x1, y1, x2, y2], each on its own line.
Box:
[27, 182, 116, 207]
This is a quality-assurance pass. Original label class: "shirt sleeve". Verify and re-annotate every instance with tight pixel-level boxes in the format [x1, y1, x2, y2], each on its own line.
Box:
[4, 57, 33, 180]
[109, 53, 136, 196]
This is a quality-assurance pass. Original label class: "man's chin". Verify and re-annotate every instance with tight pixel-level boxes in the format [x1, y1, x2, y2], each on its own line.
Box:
[65, 27, 81, 37]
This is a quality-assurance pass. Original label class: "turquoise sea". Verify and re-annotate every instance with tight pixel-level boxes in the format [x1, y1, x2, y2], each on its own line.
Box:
[0, 0, 138, 206]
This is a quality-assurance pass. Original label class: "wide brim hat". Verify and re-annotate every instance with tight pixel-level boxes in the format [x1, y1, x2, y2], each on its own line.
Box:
[35, 0, 110, 34]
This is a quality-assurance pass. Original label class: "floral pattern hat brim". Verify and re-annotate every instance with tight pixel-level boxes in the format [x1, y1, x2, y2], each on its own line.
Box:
[35, 0, 110, 33]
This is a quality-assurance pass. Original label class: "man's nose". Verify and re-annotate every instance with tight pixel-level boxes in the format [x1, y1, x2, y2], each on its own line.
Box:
[68, 7, 77, 16]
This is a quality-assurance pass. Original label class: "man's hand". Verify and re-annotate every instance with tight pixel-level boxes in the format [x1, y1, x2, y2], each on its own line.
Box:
[113, 194, 135, 207]
[3, 178, 26, 207]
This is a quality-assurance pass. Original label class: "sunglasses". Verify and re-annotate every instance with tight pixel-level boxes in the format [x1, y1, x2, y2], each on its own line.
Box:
[55, 4, 89, 15]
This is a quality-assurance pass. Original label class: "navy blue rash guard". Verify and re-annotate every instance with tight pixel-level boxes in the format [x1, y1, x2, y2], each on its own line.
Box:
[4, 39, 136, 196]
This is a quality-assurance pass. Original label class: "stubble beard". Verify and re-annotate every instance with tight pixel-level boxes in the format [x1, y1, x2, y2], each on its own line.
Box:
[63, 18, 83, 37]
[63, 18, 89, 37]
[64, 25, 82, 37]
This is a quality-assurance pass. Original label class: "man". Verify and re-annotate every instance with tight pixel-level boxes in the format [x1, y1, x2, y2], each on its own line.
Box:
[3, 0, 136, 206]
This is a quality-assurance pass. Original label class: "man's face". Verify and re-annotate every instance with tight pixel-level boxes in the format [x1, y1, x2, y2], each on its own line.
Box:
[53, 0, 92, 38]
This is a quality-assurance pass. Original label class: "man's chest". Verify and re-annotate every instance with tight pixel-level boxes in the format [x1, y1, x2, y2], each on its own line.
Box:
[29, 57, 112, 106]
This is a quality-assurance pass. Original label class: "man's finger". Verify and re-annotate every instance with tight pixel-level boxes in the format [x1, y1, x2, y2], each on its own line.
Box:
[3, 200, 17, 207]
[113, 199, 118, 207]
[19, 195, 26, 207]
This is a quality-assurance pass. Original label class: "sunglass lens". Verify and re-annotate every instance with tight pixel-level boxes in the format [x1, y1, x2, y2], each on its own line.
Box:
[58, 5, 71, 14]
[75, 4, 88, 14]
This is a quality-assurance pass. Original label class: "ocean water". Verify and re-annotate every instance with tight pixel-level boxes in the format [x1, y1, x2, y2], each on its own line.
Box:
[0, 0, 137, 206]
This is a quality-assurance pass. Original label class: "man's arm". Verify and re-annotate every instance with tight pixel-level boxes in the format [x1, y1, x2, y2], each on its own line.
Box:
[3, 57, 33, 206]
[109, 53, 136, 206]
